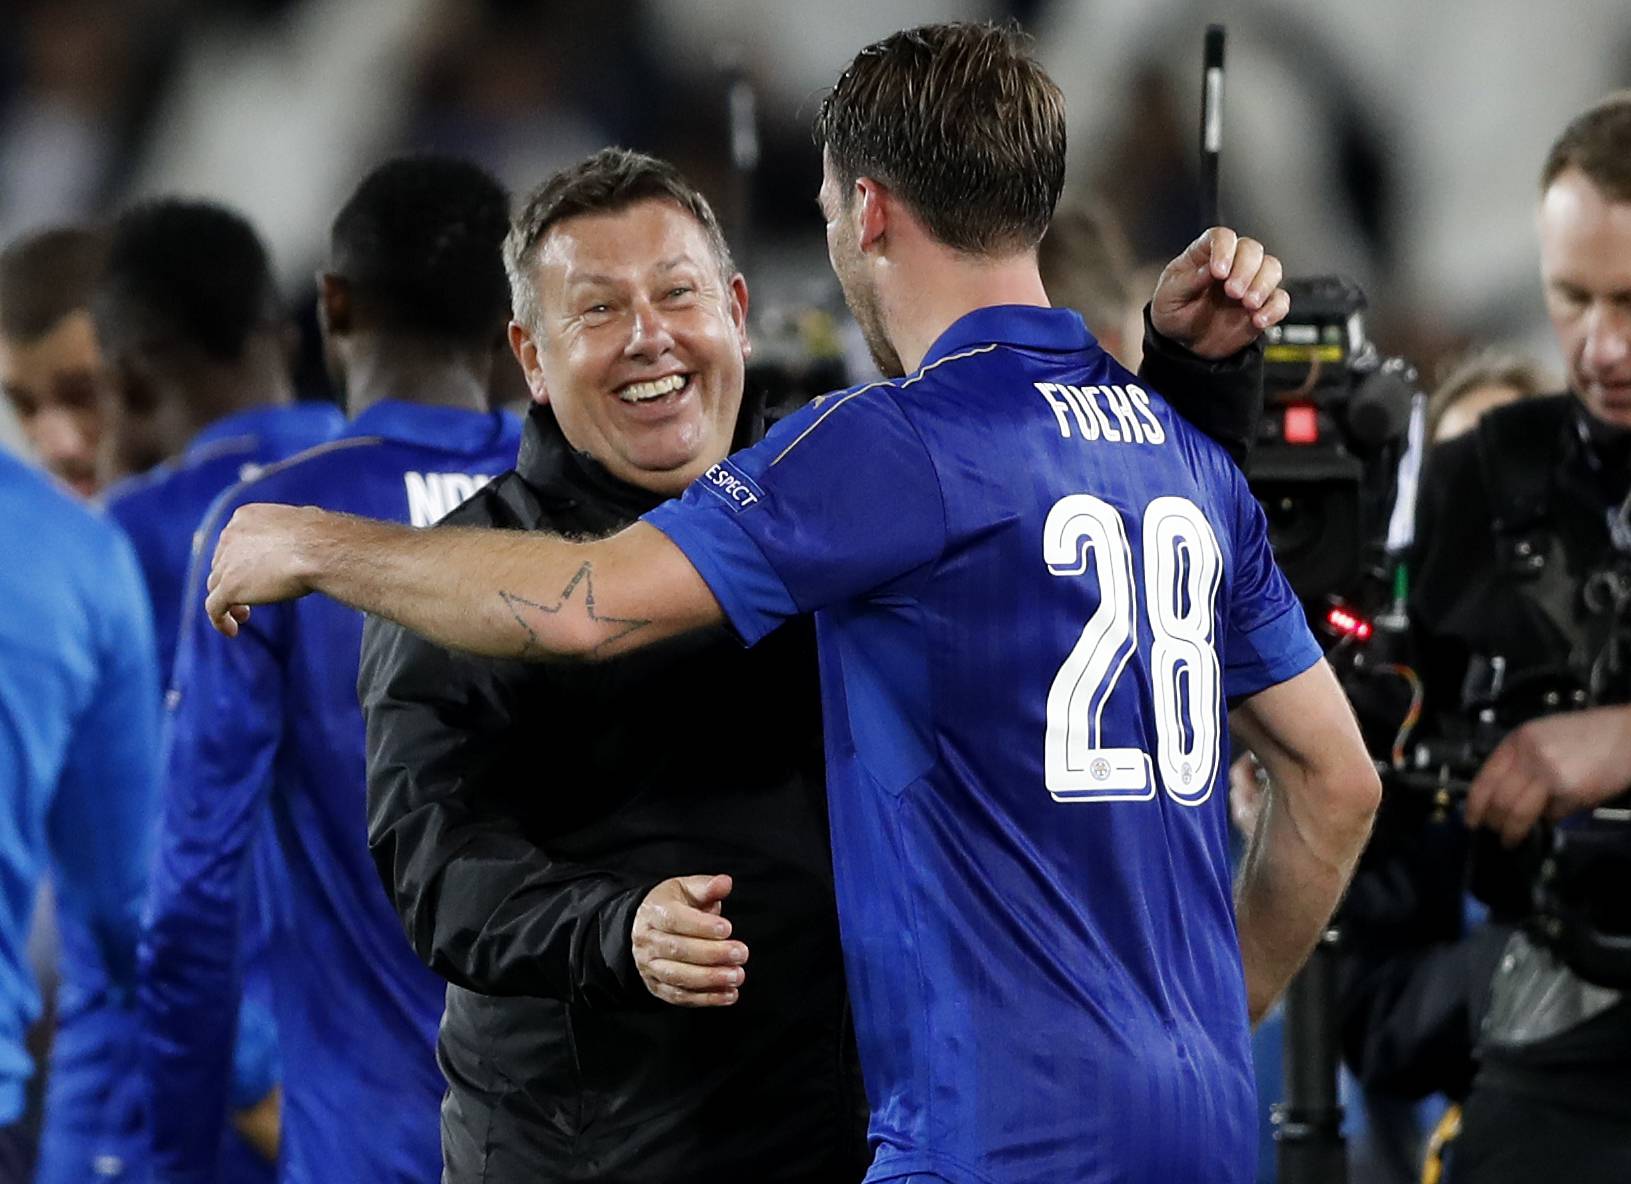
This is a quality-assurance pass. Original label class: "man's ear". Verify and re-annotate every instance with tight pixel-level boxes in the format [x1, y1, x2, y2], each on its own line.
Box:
[854, 176, 890, 254]
[727, 273, 751, 361]
[317, 273, 351, 337]
[507, 320, 551, 406]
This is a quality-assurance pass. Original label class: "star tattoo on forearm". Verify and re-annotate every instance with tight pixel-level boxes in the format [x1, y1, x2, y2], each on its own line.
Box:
[498, 562, 650, 658]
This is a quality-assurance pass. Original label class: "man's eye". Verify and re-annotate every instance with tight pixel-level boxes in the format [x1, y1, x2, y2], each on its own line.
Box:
[665, 287, 693, 301]
[57, 380, 98, 410]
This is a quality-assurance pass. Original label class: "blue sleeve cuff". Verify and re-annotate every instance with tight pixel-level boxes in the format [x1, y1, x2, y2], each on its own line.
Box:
[642, 500, 800, 647]
[1224, 602, 1323, 702]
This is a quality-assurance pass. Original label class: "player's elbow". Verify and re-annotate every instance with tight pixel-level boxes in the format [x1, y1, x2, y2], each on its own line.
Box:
[1317, 748, 1382, 851]
[1343, 757, 1382, 821]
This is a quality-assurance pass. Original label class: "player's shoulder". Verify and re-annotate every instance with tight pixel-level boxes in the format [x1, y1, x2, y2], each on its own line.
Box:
[755, 374, 902, 453]
[1, 456, 140, 606]
[272, 399, 346, 439]
[107, 443, 261, 528]
[1, 449, 83, 524]
[227, 435, 380, 501]
[195, 436, 382, 545]
[766, 347, 997, 450]
[799, 341, 1008, 415]
[1130, 369, 1241, 474]
[102, 457, 179, 515]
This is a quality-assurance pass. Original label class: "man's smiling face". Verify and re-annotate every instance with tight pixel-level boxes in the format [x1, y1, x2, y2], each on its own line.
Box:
[520, 198, 750, 496]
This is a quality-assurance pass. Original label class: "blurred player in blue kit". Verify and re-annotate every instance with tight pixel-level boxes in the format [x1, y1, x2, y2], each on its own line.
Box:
[97, 201, 345, 685]
[90, 200, 326, 1184]
[0, 450, 160, 1183]
[0, 203, 302, 1184]
[140, 156, 520, 1184]
[203, 24, 1380, 1184]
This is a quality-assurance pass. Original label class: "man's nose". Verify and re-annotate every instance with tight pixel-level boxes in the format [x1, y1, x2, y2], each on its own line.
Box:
[624, 302, 677, 361]
[1582, 302, 1631, 375]
[33, 406, 92, 465]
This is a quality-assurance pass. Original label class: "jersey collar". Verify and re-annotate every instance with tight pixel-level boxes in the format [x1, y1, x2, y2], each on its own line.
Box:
[345, 399, 512, 454]
[919, 304, 1096, 370]
[187, 404, 305, 454]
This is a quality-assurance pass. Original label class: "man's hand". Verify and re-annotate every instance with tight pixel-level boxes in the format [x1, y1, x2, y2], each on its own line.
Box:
[1150, 227, 1289, 359]
[1228, 752, 1268, 839]
[631, 874, 748, 1007]
[205, 504, 325, 635]
[1464, 706, 1631, 847]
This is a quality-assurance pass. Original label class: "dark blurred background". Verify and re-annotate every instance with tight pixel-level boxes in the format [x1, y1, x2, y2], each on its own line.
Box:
[3, 0, 1629, 448]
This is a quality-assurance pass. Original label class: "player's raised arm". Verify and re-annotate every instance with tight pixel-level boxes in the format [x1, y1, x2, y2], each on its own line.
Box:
[204, 504, 720, 661]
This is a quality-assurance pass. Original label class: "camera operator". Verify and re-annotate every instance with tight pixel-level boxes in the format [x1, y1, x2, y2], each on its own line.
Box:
[1342, 92, 1631, 1184]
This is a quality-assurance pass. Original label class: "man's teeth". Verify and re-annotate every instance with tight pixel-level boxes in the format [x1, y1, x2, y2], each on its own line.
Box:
[619, 374, 687, 403]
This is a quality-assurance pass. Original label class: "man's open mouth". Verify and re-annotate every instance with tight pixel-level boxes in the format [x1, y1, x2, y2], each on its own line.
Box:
[617, 373, 691, 405]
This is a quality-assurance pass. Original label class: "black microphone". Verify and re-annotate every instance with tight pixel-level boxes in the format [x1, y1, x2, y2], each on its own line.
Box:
[1199, 25, 1225, 230]
[717, 46, 759, 271]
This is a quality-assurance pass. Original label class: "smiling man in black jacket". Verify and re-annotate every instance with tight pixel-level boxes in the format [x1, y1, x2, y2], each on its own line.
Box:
[359, 146, 1280, 1182]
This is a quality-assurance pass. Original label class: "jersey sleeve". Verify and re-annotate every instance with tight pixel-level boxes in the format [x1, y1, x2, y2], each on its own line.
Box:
[642, 389, 946, 646]
[1221, 464, 1323, 701]
[139, 489, 287, 1182]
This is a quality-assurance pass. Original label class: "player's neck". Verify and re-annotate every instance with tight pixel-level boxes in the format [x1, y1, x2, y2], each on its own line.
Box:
[189, 365, 293, 437]
[887, 253, 1049, 374]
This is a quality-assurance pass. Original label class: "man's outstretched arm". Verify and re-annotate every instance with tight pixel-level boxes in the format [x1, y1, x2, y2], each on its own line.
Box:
[205, 507, 720, 660]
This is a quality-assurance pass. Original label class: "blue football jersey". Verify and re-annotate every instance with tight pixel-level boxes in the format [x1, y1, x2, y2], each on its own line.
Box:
[645, 306, 1320, 1184]
[0, 450, 159, 1142]
[141, 400, 521, 1184]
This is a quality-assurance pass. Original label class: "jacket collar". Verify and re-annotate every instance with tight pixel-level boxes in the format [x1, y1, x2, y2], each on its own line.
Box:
[512, 384, 768, 516]
[515, 405, 669, 516]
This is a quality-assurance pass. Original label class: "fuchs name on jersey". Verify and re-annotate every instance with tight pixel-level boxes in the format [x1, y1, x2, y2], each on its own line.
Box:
[1033, 382, 1167, 445]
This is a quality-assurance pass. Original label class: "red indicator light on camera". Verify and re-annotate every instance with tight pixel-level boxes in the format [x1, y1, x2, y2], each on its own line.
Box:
[1284, 404, 1319, 445]
[1325, 606, 1372, 640]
